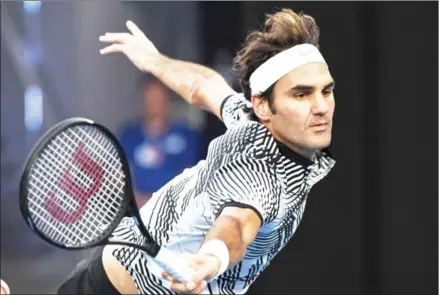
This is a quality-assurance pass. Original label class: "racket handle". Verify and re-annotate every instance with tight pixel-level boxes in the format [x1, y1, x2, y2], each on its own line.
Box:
[154, 246, 194, 283]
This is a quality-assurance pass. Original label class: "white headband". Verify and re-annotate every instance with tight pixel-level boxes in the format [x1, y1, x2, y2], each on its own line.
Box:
[249, 43, 327, 95]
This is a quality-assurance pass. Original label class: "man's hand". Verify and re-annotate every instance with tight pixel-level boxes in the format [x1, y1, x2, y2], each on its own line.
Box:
[99, 20, 235, 120]
[99, 20, 161, 73]
[161, 253, 221, 294]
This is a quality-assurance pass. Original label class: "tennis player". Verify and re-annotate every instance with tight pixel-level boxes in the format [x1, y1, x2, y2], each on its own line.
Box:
[58, 8, 336, 295]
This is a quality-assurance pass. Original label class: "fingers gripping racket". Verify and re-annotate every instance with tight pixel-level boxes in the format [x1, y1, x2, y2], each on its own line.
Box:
[19, 117, 193, 282]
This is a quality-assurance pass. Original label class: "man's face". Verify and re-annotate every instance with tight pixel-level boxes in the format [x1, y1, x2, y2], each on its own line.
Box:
[142, 82, 169, 119]
[262, 62, 335, 157]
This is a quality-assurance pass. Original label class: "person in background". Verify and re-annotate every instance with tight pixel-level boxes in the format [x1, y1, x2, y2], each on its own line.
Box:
[119, 79, 201, 207]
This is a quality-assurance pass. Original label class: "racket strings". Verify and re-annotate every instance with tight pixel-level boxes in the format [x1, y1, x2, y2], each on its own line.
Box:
[49, 131, 122, 211]
[73, 127, 125, 178]
[34, 127, 121, 241]
[30, 148, 103, 244]
[29, 139, 111, 244]
[41, 135, 118, 221]
[26, 125, 126, 247]
[29, 161, 106, 243]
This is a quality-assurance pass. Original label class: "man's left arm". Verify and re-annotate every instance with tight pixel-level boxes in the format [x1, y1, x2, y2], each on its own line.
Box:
[162, 206, 262, 294]
[162, 156, 277, 294]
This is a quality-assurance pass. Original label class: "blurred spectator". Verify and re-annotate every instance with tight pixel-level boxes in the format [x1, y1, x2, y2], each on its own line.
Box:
[119, 79, 201, 207]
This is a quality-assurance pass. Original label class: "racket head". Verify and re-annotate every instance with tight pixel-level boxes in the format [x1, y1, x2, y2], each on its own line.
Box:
[19, 117, 136, 250]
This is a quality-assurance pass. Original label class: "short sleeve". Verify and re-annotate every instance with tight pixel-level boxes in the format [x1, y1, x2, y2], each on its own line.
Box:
[205, 155, 280, 226]
[220, 93, 253, 129]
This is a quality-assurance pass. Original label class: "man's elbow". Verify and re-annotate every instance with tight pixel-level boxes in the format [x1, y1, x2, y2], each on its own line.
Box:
[219, 207, 261, 247]
[189, 74, 234, 108]
[230, 244, 248, 267]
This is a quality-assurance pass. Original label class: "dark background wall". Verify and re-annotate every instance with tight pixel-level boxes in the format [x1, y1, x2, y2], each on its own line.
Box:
[201, 2, 438, 295]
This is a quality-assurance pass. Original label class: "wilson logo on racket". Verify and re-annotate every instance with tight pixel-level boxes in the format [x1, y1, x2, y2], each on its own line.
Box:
[45, 142, 103, 224]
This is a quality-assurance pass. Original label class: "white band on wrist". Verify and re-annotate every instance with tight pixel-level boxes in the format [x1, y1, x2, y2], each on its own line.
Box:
[198, 239, 229, 279]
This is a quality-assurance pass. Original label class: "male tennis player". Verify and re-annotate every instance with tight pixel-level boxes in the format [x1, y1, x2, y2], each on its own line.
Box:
[58, 8, 336, 295]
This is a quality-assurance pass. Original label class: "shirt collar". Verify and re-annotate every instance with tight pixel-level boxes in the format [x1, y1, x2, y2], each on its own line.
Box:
[274, 140, 314, 167]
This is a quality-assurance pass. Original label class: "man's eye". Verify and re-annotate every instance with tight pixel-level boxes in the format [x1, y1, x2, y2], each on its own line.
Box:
[323, 89, 333, 96]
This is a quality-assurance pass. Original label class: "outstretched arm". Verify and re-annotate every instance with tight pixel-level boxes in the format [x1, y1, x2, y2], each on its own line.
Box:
[99, 21, 236, 120]
[93, 207, 260, 295]
[161, 206, 261, 294]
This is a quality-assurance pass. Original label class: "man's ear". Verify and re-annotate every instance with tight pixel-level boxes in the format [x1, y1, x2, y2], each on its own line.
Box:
[251, 95, 271, 122]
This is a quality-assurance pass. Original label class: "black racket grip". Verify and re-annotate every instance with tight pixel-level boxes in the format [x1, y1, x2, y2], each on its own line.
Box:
[153, 247, 194, 283]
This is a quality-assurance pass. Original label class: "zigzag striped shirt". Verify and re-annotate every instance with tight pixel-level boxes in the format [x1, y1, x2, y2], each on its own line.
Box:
[110, 93, 336, 294]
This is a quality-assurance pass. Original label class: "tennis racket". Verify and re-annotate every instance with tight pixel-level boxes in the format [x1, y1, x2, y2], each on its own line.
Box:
[19, 117, 194, 282]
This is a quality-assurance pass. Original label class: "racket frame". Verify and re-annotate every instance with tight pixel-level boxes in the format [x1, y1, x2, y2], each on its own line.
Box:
[19, 117, 158, 255]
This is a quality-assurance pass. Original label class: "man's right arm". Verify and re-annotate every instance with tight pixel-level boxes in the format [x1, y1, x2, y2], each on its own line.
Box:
[99, 21, 236, 120]
[149, 55, 236, 120]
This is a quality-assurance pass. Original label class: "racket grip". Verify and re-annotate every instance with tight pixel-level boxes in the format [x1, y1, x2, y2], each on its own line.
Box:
[154, 247, 194, 283]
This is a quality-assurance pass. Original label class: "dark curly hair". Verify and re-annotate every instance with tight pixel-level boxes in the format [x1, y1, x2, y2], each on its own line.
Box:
[233, 8, 321, 118]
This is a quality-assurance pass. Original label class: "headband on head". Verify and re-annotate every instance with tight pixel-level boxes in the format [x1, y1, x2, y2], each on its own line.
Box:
[249, 44, 327, 96]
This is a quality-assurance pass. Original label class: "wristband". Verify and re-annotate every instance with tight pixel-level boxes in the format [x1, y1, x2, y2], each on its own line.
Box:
[198, 239, 229, 279]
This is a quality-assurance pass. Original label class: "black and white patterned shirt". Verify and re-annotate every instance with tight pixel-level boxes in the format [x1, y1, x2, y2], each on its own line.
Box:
[110, 93, 336, 294]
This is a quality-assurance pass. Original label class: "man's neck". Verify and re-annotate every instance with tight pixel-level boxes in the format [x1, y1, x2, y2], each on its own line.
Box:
[262, 121, 316, 162]
[282, 142, 315, 161]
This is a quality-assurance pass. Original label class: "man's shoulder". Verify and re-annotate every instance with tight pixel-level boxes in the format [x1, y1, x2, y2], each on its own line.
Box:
[221, 93, 255, 129]
[222, 121, 278, 159]
[223, 119, 265, 138]
[207, 124, 279, 184]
